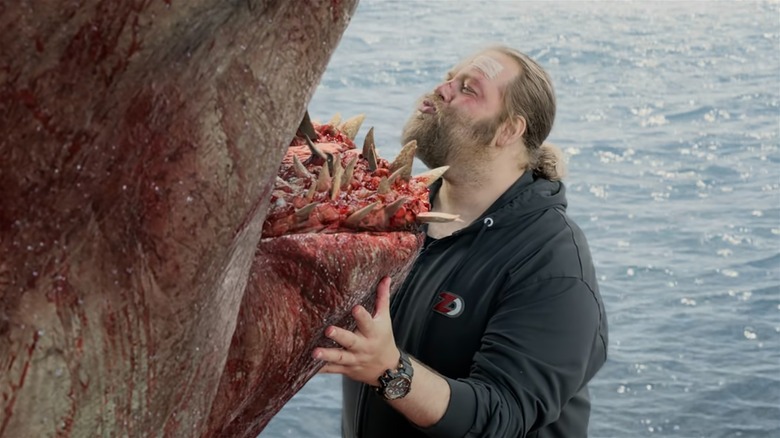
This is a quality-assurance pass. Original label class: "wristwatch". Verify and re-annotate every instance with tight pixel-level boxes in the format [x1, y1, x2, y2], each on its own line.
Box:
[375, 351, 414, 400]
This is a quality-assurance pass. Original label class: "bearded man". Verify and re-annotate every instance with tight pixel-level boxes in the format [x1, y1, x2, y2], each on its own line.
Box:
[313, 45, 608, 438]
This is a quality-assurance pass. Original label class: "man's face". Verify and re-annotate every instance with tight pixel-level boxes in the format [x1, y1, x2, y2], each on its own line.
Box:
[401, 50, 520, 169]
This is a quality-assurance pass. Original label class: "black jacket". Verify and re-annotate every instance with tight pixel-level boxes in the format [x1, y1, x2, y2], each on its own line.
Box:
[342, 171, 608, 437]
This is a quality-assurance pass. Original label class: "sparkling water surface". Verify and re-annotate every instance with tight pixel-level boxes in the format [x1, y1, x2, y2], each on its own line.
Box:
[261, 1, 780, 436]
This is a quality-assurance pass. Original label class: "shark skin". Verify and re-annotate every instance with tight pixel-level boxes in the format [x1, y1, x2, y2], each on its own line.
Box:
[0, 1, 360, 436]
[208, 231, 423, 437]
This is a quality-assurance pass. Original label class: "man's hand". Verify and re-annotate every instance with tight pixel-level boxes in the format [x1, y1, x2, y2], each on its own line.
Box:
[313, 276, 401, 386]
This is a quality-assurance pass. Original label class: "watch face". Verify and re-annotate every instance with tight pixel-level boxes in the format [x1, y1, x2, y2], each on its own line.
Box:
[384, 376, 412, 400]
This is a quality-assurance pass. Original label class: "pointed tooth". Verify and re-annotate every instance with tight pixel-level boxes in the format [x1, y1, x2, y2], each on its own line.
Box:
[387, 165, 409, 185]
[305, 135, 327, 162]
[292, 155, 312, 178]
[275, 176, 293, 190]
[390, 140, 416, 179]
[416, 212, 461, 223]
[362, 127, 378, 172]
[378, 176, 390, 194]
[339, 114, 366, 141]
[324, 152, 336, 176]
[295, 202, 319, 220]
[297, 110, 317, 141]
[328, 113, 342, 127]
[305, 185, 316, 201]
[332, 153, 343, 174]
[330, 176, 342, 199]
[384, 197, 409, 218]
[342, 155, 358, 189]
[330, 156, 344, 200]
[315, 163, 331, 192]
[345, 201, 379, 227]
[413, 165, 450, 186]
[378, 165, 408, 195]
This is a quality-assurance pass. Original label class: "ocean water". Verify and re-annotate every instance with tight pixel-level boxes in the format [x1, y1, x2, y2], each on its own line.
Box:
[261, 1, 780, 437]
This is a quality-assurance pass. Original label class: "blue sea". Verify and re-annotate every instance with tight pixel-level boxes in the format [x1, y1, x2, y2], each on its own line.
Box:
[261, 1, 780, 437]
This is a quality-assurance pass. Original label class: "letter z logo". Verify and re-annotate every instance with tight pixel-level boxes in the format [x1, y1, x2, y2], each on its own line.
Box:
[433, 291, 464, 318]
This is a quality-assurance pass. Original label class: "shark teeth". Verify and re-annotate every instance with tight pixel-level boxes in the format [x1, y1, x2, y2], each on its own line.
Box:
[330, 154, 344, 200]
[328, 113, 342, 127]
[362, 127, 378, 172]
[384, 197, 410, 218]
[415, 212, 461, 223]
[295, 202, 319, 220]
[266, 114, 462, 238]
[390, 140, 416, 180]
[339, 114, 365, 141]
[314, 161, 331, 192]
[345, 201, 379, 227]
[304, 134, 327, 164]
[413, 166, 449, 187]
[342, 155, 358, 190]
[378, 165, 410, 195]
[292, 155, 312, 178]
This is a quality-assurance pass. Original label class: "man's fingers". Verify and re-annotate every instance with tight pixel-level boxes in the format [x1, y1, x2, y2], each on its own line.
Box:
[353, 276, 392, 335]
[374, 276, 392, 316]
[326, 325, 359, 350]
[352, 304, 374, 335]
[313, 347, 356, 364]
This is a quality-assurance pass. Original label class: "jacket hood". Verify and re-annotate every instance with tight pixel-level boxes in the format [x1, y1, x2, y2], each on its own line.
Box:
[428, 171, 568, 233]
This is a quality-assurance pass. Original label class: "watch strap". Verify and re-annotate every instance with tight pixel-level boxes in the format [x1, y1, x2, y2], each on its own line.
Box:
[376, 350, 414, 399]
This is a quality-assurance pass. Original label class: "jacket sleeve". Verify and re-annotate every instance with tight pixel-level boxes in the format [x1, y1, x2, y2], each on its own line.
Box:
[419, 276, 607, 437]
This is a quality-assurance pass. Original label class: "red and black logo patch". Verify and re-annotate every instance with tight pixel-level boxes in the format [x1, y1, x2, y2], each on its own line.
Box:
[433, 291, 464, 318]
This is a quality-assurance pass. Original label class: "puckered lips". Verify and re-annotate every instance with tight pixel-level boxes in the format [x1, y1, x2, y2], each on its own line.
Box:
[419, 98, 437, 115]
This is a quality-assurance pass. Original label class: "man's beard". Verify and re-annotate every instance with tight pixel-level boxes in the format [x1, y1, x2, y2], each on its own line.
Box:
[401, 96, 502, 170]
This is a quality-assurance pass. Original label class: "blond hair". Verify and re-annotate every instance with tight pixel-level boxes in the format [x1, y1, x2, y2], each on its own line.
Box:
[535, 142, 567, 181]
[489, 46, 563, 180]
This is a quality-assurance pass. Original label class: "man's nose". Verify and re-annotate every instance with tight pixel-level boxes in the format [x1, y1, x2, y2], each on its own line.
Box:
[434, 81, 454, 103]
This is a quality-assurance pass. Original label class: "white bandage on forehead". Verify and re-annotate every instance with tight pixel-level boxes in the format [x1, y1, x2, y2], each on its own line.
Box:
[470, 55, 504, 79]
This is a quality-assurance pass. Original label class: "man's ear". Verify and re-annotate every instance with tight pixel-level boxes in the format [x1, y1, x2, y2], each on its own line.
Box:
[497, 115, 526, 147]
